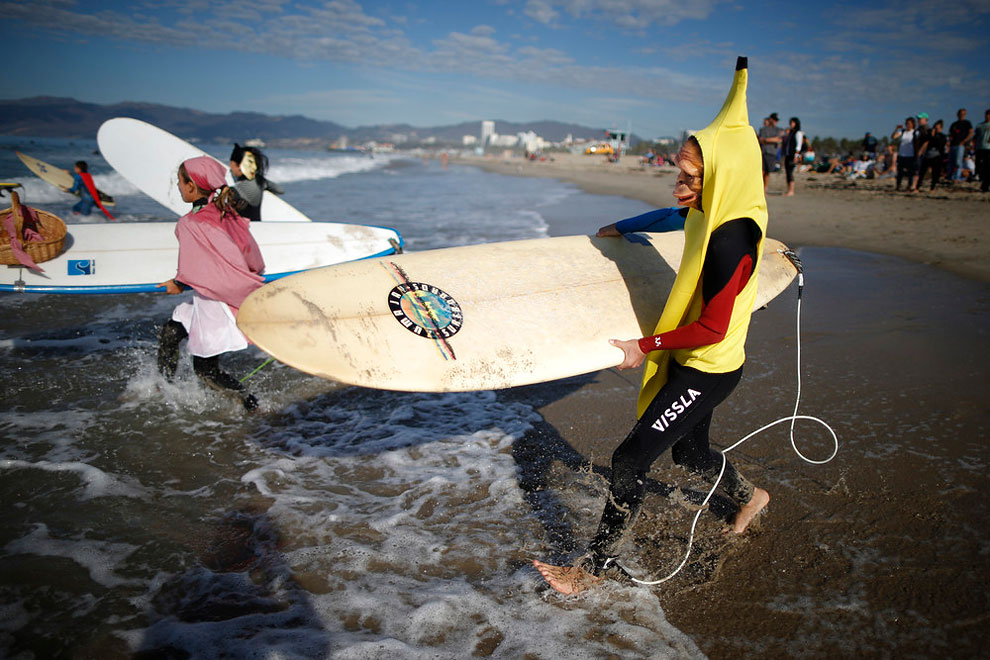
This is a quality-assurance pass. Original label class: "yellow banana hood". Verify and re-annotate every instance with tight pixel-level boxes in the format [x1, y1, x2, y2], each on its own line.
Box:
[637, 56, 769, 418]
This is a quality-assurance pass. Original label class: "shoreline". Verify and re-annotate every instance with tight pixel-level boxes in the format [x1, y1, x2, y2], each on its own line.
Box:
[453, 152, 990, 283]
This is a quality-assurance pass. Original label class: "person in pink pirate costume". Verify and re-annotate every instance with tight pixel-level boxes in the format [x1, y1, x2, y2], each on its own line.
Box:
[156, 156, 266, 410]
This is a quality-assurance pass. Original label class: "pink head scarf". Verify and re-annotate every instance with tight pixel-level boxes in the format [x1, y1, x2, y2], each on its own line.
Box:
[182, 156, 228, 196]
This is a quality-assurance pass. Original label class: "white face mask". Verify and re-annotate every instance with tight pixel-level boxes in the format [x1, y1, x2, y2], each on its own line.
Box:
[240, 152, 258, 180]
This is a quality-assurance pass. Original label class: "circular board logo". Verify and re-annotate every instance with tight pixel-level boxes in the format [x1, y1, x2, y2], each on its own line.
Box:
[387, 282, 464, 339]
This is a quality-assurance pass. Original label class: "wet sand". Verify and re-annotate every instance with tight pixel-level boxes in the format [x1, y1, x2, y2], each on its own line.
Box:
[483, 153, 990, 657]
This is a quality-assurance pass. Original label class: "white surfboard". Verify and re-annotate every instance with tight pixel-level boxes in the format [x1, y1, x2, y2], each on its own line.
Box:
[0, 221, 402, 294]
[96, 117, 309, 222]
[236, 233, 799, 392]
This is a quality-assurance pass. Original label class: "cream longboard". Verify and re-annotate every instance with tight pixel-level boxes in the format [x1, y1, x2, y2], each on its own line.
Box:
[96, 117, 308, 222]
[236, 233, 799, 391]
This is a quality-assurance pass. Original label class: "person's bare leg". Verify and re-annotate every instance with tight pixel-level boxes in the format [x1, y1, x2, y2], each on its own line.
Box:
[532, 560, 602, 595]
[730, 487, 769, 534]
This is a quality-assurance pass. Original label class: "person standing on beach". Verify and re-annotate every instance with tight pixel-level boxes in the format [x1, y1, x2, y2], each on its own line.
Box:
[157, 156, 265, 411]
[948, 109, 973, 183]
[781, 117, 803, 196]
[974, 109, 990, 193]
[229, 144, 285, 221]
[892, 118, 917, 191]
[910, 113, 931, 193]
[534, 57, 770, 595]
[862, 132, 878, 160]
[916, 119, 947, 191]
[758, 112, 783, 191]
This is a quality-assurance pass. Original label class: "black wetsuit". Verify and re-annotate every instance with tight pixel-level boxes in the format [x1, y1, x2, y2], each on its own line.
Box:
[584, 219, 760, 575]
[233, 175, 284, 221]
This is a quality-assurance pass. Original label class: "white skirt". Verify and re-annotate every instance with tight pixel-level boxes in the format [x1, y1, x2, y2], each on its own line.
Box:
[172, 293, 248, 358]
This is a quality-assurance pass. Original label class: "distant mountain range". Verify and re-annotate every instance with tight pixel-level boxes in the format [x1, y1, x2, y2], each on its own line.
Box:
[0, 97, 616, 148]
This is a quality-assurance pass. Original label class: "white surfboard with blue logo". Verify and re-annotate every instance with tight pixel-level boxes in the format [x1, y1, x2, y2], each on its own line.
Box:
[0, 221, 402, 294]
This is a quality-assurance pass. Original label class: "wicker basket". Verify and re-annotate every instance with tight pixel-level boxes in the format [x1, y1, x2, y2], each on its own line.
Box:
[0, 191, 67, 265]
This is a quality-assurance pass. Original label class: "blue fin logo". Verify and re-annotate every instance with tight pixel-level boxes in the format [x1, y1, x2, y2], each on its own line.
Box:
[68, 260, 94, 276]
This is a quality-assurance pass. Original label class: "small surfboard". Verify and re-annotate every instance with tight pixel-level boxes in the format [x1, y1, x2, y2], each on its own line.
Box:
[96, 118, 308, 222]
[236, 233, 799, 392]
[0, 221, 402, 294]
[16, 152, 116, 206]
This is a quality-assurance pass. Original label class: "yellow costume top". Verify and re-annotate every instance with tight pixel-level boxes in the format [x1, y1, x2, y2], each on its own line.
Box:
[637, 57, 769, 418]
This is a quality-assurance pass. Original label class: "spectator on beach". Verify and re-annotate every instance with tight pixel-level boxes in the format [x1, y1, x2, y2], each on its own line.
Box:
[875, 151, 895, 179]
[881, 143, 898, 179]
[862, 132, 878, 159]
[847, 153, 875, 180]
[813, 153, 850, 175]
[799, 140, 816, 172]
[916, 119, 947, 191]
[781, 116, 803, 196]
[892, 117, 917, 191]
[948, 109, 973, 182]
[960, 148, 977, 181]
[974, 108, 990, 193]
[758, 112, 783, 191]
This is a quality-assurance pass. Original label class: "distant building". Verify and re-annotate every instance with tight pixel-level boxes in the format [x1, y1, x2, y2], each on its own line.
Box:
[462, 135, 478, 146]
[481, 120, 495, 147]
[490, 134, 519, 147]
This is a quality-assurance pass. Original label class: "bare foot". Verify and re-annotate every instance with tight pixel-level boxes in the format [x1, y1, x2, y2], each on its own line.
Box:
[532, 560, 602, 595]
[783, 191, 795, 197]
[729, 487, 769, 534]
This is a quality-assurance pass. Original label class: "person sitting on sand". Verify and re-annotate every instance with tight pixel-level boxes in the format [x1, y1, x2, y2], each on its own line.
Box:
[815, 154, 850, 176]
[847, 153, 875, 180]
[156, 156, 265, 411]
[534, 57, 770, 595]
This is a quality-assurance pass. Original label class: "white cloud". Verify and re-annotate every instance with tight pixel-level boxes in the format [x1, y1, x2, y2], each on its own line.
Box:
[523, 0, 727, 29]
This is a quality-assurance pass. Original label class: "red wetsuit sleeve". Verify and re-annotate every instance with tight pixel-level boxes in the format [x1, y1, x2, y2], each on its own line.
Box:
[637, 254, 753, 354]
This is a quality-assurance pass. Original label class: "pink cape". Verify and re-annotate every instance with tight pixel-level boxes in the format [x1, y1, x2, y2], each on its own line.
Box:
[1, 203, 45, 271]
[79, 172, 114, 221]
[175, 156, 266, 312]
[174, 203, 265, 313]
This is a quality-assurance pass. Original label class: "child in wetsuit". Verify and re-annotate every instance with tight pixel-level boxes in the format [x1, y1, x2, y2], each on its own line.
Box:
[66, 161, 95, 216]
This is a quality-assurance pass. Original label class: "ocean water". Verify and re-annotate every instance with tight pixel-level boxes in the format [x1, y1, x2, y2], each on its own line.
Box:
[0, 139, 712, 658]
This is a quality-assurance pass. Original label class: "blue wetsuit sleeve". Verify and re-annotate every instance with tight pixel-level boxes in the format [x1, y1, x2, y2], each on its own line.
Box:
[614, 207, 687, 234]
[68, 174, 83, 194]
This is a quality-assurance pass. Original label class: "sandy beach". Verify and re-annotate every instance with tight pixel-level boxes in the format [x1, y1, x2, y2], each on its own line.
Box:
[457, 151, 990, 283]
[470, 152, 989, 658]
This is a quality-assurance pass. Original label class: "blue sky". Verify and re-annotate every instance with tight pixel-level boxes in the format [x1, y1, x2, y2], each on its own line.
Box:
[2, 0, 988, 139]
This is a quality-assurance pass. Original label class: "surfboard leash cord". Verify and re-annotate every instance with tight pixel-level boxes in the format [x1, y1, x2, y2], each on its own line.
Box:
[608, 248, 837, 586]
[239, 357, 275, 383]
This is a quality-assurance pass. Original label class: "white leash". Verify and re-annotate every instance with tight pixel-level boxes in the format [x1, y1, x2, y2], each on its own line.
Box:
[609, 256, 838, 586]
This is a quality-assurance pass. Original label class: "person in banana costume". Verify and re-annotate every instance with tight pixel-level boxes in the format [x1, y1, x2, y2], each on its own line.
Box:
[535, 57, 771, 595]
